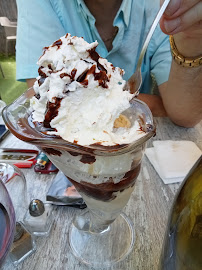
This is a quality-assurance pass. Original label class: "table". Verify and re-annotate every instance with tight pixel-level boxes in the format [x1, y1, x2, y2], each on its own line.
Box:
[1, 117, 202, 270]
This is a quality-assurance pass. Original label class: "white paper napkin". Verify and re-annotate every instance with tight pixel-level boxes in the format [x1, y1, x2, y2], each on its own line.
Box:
[145, 140, 202, 184]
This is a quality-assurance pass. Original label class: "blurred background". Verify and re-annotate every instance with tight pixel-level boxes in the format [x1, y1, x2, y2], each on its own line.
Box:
[0, 0, 27, 105]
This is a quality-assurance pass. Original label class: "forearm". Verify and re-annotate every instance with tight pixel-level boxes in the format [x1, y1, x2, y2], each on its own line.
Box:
[160, 60, 202, 127]
[26, 78, 36, 88]
[159, 0, 202, 127]
[137, 93, 167, 117]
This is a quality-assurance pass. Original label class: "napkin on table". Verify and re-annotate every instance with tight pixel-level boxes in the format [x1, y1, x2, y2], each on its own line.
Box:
[145, 140, 202, 184]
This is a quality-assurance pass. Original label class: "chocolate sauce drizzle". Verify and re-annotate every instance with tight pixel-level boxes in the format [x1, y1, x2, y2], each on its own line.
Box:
[44, 97, 62, 128]
[43, 148, 62, 156]
[36, 37, 115, 130]
[80, 155, 96, 164]
[87, 48, 109, 88]
[60, 73, 70, 79]
[38, 67, 47, 79]
[71, 68, 77, 80]
[76, 64, 109, 88]
[68, 163, 141, 201]
[52, 39, 63, 49]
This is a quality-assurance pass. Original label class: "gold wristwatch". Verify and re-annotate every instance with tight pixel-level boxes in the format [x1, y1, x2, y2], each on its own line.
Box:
[169, 35, 202, 68]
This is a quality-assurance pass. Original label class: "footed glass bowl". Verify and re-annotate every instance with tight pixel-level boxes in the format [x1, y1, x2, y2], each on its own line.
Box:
[3, 87, 155, 268]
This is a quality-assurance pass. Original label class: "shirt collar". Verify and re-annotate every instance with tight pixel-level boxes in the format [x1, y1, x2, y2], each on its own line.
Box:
[76, 0, 132, 28]
[115, 0, 132, 28]
[76, 0, 94, 21]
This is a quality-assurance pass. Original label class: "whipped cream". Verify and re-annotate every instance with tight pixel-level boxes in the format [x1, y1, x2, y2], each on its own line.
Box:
[31, 33, 145, 146]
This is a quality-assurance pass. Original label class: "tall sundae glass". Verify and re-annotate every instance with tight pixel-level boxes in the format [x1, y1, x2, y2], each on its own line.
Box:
[3, 87, 154, 267]
[3, 34, 155, 268]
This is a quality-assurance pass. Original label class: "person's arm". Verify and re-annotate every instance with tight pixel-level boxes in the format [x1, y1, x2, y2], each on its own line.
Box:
[159, 0, 202, 127]
[137, 93, 167, 117]
[26, 79, 36, 89]
[159, 59, 202, 127]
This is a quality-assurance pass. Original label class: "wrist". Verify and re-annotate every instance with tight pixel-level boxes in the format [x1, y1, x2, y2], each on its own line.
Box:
[170, 35, 202, 68]
[173, 33, 202, 58]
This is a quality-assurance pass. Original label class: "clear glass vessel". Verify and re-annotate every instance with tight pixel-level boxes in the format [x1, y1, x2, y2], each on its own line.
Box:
[3, 87, 155, 268]
[0, 163, 28, 222]
[23, 201, 54, 237]
[0, 163, 36, 265]
[0, 180, 15, 268]
[9, 222, 36, 266]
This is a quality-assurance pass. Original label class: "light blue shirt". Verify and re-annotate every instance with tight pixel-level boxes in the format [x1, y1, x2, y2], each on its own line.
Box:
[16, 0, 171, 93]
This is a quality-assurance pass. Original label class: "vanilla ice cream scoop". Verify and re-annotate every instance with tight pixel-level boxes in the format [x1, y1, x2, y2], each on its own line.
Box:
[31, 33, 145, 146]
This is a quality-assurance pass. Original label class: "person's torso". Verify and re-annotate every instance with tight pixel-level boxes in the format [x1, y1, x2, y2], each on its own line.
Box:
[47, 0, 166, 93]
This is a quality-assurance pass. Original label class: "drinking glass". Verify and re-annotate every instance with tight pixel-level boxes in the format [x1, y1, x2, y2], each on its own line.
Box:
[0, 180, 15, 268]
[0, 163, 28, 222]
[3, 87, 155, 268]
[0, 163, 36, 266]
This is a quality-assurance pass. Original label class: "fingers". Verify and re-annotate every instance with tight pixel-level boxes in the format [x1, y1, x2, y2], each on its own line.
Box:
[160, 0, 202, 35]
[182, 20, 202, 33]
[164, 0, 200, 18]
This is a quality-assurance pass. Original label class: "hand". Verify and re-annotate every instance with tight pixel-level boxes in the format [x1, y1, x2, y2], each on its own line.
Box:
[160, 0, 202, 36]
[160, 0, 202, 56]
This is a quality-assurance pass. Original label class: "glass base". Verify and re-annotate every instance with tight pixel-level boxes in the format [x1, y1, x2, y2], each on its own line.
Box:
[69, 212, 135, 268]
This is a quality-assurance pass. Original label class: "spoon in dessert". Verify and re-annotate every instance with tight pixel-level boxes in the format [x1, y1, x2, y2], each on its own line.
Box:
[124, 0, 171, 95]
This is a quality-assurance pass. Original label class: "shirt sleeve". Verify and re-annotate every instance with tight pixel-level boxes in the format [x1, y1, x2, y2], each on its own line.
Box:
[150, 25, 172, 86]
[16, 0, 66, 81]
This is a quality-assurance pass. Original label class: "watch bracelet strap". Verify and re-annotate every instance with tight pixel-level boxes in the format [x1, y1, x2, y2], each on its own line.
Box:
[169, 35, 202, 68]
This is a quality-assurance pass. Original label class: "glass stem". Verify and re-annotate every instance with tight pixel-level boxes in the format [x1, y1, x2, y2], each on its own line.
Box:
[89, 210, 111, 234]
[73, 209, 114, 234]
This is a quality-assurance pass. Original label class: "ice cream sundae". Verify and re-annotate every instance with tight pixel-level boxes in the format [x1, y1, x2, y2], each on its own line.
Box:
[3, 33, 155, 267]
[29, 33, 154, 225]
